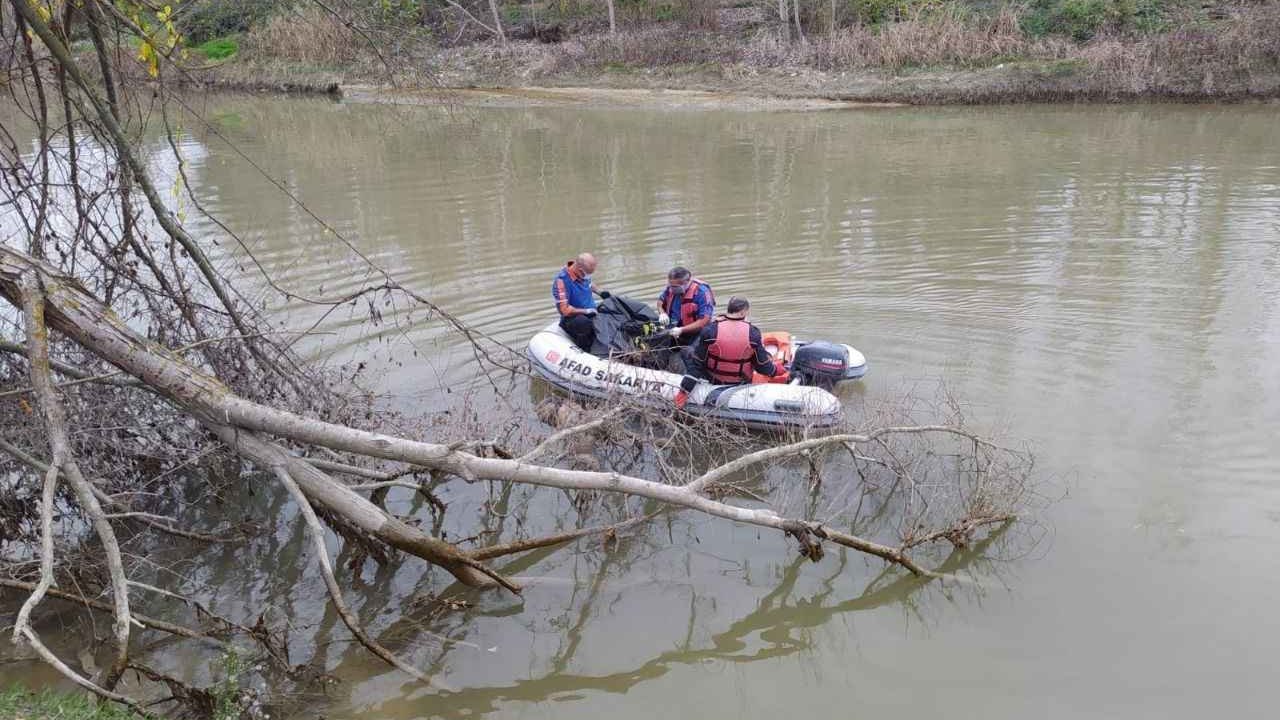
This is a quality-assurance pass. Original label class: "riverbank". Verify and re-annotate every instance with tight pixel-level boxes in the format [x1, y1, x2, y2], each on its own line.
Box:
[190, 4, 1280, 107]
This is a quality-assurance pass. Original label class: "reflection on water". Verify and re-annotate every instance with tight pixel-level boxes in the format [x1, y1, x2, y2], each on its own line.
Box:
[7, 96, 1280, 718]
[376, 527, 1009, 719]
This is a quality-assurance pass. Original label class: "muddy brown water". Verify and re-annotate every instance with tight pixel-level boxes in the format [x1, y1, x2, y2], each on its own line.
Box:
[5, 96, 1280, 718]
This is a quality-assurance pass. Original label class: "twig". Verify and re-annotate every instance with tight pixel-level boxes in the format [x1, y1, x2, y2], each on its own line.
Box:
[468, 511, 659, 561]
[900, 515, 1016, 551]
[11, 457, 57, 645]
[0, 338, 139, 386]
[0, 578, 222, 644]
[519, 407, 625, 463]
[125, 580, 256, 637]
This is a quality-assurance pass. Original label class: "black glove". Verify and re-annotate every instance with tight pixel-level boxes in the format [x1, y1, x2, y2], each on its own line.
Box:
[599, 290, 612, 299]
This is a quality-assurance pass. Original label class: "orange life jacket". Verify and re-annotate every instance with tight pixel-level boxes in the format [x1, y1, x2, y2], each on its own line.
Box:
[705, 318, 754, 384]
[660, 278, 713, 328]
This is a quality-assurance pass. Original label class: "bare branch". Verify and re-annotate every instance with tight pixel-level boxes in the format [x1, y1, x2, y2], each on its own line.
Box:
[0, 338, 140, 386]
[17, 270, 132, 688]
[469, 511, 660, 561]
[11, 460, 57, 644]
[519, 407, 625, 463]
[0, 578, 223, 644]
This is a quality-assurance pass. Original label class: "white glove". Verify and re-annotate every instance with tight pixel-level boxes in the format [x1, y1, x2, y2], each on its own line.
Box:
[668, 326, 683, 339]
[658, 311, 670, 325]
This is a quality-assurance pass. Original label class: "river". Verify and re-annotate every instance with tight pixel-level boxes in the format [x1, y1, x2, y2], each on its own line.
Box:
[9, 95, 1280, 718]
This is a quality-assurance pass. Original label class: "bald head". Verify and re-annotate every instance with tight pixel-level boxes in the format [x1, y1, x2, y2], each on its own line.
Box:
[575, 252, 597, 274]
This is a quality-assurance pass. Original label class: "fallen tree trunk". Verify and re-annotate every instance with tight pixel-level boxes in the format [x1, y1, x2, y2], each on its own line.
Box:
[209, 425, 497, 587]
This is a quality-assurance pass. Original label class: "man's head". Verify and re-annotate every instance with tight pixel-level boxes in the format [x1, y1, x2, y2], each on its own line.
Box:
[575, 252, 597, 276]
[725, 296, 750, 319]
[667, 266, 691, 291]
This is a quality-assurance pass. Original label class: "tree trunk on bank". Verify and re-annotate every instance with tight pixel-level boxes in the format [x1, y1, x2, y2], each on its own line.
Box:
[488, 0, 507, 43]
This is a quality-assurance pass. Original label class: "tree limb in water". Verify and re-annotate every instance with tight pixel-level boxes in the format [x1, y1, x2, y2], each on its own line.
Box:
[15, 271, 133, 690]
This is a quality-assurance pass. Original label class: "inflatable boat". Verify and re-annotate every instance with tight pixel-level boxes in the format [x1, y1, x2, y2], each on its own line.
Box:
[526, 296, 867, 429]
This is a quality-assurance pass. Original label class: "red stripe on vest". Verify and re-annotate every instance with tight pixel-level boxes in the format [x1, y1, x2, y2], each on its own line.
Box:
[705, 318, 754, 384]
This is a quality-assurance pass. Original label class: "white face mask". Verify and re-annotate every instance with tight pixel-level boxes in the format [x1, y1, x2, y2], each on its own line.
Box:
[583, 273, 593, 283]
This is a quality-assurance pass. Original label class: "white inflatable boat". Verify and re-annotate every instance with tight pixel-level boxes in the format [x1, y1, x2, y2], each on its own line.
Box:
[527, 315, 868, 429]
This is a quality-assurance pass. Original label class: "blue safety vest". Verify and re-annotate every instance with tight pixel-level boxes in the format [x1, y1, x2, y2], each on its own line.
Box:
[552, 262, 595, 315]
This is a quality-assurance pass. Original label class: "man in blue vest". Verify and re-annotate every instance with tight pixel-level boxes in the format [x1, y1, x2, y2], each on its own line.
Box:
[552, 252, 609, 351]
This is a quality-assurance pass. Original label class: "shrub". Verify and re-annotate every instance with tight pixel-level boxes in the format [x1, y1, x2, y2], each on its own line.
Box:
[244, 5, 362, 66]
[178, 0, 280, 44]
[1020, 0, 1175, 41]
[681, 0, 719, 28]
[850, 0, 945, 26]
[744, 3, 1070, 70]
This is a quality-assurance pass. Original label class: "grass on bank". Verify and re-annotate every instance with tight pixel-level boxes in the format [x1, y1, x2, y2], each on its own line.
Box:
[197, 37, 241, 61]
[0, 686, 131, 720]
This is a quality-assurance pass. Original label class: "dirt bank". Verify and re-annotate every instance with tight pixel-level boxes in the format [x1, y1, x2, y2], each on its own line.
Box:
[196, 53, 1280, 110]
[193, 6, 1280, 110]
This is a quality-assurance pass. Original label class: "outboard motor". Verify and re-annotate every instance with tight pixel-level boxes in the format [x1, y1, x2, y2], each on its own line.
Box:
[791, 342, 849, 390]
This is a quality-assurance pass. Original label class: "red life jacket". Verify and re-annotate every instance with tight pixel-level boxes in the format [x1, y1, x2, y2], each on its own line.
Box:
[661, 278, 713, 327]
[705, 318, 755, 384]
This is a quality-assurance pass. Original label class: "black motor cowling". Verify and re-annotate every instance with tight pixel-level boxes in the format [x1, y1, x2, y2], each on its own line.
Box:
[791, 342, 849, 389]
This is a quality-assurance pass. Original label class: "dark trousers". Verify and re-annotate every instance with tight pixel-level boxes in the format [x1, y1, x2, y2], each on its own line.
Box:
[662, 334, 698, 373]
[560, 314, 596, 351]
[677, 345, 706, 378]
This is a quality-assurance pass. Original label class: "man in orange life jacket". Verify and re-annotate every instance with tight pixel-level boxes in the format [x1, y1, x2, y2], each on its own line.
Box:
[656, 267, 715, 372]
[657, 267, 715, 345]
[552, 252, 610, 351]
[676, 296, 789, 409]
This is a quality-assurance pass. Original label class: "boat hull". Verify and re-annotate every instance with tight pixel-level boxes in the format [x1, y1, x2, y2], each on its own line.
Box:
[527, 322, 846, 429]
